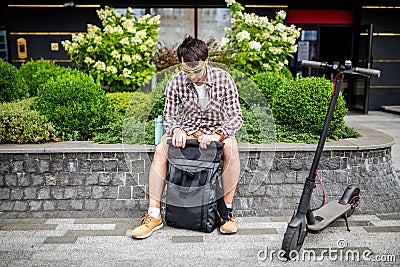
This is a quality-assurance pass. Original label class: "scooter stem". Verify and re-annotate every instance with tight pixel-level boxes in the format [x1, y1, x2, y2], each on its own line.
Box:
[296, 73, 344, 218]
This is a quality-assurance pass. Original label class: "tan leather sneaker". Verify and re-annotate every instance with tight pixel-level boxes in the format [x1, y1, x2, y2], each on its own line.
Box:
[219, 212, 237, 234]
[131, 214, 163, 239]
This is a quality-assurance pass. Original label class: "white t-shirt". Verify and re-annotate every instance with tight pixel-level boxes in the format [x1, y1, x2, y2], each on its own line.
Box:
[193, 83, 209, 108]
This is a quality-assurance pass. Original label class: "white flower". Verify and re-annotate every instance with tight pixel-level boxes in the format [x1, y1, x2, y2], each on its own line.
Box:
[131, 36, 142, 43]
[277, 10, 286, 20]
[249, 41, 261, 51]
[132, 54, 142, 62]
[84, 57, 95, 64]
[97, 9, 113, 21]
[120, 37, 129, 45]
[262, 63, 270, 69]
[149, 15, 161, 25]
[87, 24, 99, 34]
[122, 68, 132, 78]
[269, 47, 283, 55]
[94, 36, 102, 44]
[122, 19, 136, 33]
[93, 61, 106, 71]
[122, 54, 132, 64]
[219, 37, 229, 47]
[259, 17, 269, 27]
[225, 0, 236, 7]
[139, 44, 148, 52]
[113, 9, 122, 18]
[71, 33, 84, 44]
[71, 42, 79, 50]
[275, 23, 286, 33]
[244, 13, 259, 26]
[104, 25, 113, 34]
[111, 50, 121, 59]
[107, 66, 118, 74]
[290, 44, 298, 53]
[236, 30, 251, 42]
[138, 14, 151, 23]
[114, 26, 124, 35]
[136, 30, 147, 39]
[61, 40, 71, 51]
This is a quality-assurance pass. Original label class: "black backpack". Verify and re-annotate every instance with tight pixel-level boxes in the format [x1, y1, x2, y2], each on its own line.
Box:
[164, 139, 225, 233]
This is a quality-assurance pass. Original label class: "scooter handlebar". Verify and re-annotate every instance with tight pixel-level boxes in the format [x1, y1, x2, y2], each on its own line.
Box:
[354, 67, 381, 78]
[301, 60, 381, 78]
[301, 60, 322, 69]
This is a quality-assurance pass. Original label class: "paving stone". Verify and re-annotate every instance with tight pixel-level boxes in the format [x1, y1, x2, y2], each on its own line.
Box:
[226, 228, 278, 235]
[43, 236, 78, 244]
[171, 235, 203, 243]
[0, 224, 57, 230]
[363, 226, 400, 233]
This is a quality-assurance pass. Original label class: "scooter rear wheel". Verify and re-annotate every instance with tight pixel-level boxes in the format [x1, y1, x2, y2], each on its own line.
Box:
[281, 225, 303, 259]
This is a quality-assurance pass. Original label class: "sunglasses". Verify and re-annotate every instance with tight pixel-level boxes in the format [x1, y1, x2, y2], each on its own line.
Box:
[182, 61, 206, 75]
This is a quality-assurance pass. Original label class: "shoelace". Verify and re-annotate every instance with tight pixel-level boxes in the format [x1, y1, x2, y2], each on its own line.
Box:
[227, 213, 235, 222]
[221, 213, 235, 225]
[139, 214, 152, 226]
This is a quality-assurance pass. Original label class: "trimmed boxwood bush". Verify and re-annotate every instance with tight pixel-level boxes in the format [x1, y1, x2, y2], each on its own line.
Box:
[0, 98, 58, 143]
[18, 59, 69, 96]
[121, 73, 171, 144]
[272, 76, 347, 134]
[92, 91, 153, 144]
[253, 73, 359, 142]
[34, 70, 115, 141]
[0, 58, 29, 103]
[252, 70, 292, 105]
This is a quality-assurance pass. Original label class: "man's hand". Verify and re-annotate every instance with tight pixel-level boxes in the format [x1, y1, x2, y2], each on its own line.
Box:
[172, 128, 187, 148]
[198, 134, 220, 150]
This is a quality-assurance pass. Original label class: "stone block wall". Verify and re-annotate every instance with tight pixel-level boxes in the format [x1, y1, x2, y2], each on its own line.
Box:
[0, 145, 399, 219]
[235, 149, 399, 216]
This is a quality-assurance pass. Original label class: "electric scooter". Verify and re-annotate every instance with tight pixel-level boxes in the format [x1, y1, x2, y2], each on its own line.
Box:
[281, 59, 381, 259]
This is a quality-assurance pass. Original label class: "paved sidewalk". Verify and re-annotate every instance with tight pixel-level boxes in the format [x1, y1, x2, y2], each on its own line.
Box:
[0, 214, 399, 266]
[345, 110, 400, 173]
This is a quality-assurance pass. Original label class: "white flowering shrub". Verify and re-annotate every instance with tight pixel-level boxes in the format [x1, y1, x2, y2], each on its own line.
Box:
[218, 0, 301, 76]
[62, 6, 160, 92]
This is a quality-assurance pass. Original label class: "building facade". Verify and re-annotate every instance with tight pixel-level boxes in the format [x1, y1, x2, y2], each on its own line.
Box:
[1, 0, 399, 112]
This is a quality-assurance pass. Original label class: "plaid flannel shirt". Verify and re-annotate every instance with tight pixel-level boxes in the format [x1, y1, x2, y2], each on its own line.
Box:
[163, 65, 243, 137]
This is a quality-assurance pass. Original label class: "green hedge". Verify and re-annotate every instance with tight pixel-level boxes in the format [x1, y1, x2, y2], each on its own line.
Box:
[0, 58, 29, 103]
[253, 73, 359, 143]
[92, 91, 153, 144]
[18, 59, 69, 96]
[34, 70, 115, 141]
[2, 64, 359, 144]
[0, 98, 58, 143]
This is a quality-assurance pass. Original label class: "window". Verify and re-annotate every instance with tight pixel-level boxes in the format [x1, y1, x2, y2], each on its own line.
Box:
[0, 30, 8, 60]
[152, 8, 195, 46]
[113, 7, 232, 47]
[198, 8, 231, 42]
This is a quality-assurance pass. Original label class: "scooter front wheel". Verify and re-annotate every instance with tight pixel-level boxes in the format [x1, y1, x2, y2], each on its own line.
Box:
[281, 225, 303, 259]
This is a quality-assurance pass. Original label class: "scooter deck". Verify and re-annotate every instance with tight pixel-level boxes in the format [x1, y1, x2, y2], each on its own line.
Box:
[307, 200, 351, 232]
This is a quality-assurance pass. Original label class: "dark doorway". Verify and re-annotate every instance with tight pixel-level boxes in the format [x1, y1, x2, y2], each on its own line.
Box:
[319, 26, 353, 64]
[318, 26, 354, 106]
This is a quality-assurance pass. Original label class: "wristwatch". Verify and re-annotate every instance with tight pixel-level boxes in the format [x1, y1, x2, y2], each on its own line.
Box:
[215, 129, 225, 142]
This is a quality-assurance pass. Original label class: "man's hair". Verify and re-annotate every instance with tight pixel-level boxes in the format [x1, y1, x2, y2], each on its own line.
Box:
[177, 35, 208, 67]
